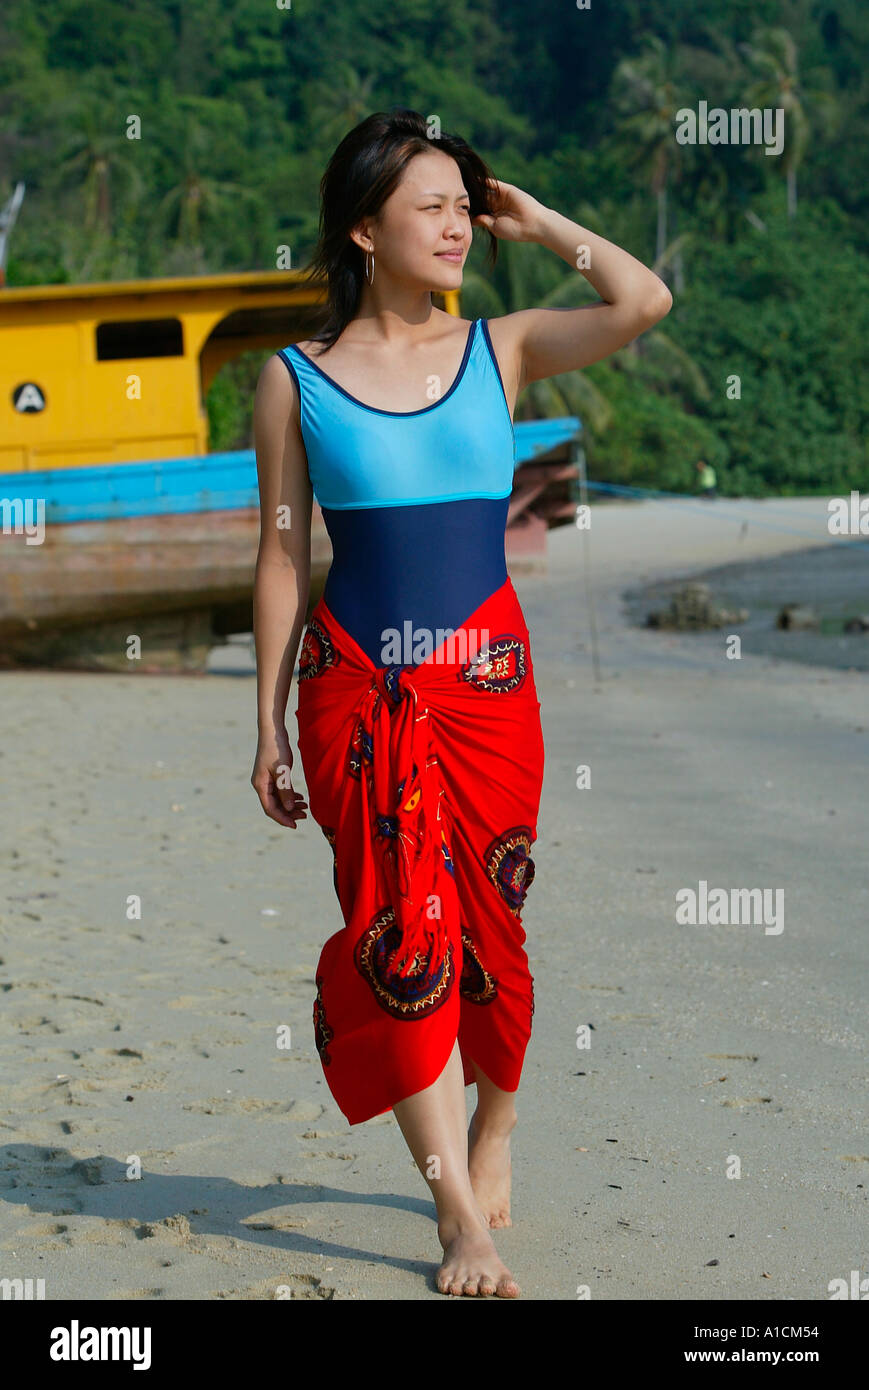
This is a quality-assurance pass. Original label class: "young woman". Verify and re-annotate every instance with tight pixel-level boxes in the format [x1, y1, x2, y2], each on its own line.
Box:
[251, 108, 671, 1299]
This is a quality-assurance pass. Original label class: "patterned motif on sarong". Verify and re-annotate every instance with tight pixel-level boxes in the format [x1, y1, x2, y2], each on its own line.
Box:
[313, 973, 334, 1065]
[459, 930, 498, 1004]
[355, 905, 455, 1019]
[484, 826, 536, 915]
[460, 633, 527, 693]
[299, 617, 340, 681]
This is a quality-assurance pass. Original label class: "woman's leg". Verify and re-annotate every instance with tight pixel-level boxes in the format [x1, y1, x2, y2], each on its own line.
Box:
[467, 1059, 518, 1228]
[392, 1039, 520, 1297]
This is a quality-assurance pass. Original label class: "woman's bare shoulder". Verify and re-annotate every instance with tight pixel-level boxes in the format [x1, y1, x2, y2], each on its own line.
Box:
[255, 352, 302, 427]
[482, 311, 529, 352]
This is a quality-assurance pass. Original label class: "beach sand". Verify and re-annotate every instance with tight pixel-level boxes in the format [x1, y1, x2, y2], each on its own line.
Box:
[1, 496, 866, 1300]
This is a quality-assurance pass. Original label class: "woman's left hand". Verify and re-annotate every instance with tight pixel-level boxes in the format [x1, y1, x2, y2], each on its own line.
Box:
[472, 178, 548, 244]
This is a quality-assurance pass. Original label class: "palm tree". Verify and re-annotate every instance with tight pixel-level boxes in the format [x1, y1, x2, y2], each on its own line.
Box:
[305, 64, 378, 146]
[666, 30, 753, 250]
[740, 26, 837, 217]
[55, 96, 144, 236]
[154, 119, 266, 251]
[611, 35, 692, 269]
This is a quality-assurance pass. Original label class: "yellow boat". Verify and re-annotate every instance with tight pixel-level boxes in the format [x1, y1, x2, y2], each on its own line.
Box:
[0, 271, 580, 668]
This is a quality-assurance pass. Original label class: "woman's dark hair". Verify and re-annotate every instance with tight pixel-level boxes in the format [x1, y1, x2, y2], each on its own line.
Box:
[298, 107, 499, 352]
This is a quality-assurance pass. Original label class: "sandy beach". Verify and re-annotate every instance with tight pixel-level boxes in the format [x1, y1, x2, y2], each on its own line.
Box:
[1, 495, 866, 1300]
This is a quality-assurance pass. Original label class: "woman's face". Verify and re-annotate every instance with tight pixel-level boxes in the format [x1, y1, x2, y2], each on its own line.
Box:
[356, 149, 471, 288]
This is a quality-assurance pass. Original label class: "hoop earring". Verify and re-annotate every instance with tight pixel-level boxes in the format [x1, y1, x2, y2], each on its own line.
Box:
[365, 248, 375, 285]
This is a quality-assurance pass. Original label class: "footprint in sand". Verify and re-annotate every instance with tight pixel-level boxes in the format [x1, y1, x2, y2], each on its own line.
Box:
[720, 1095, 773, 1107]
[181, 1097, 314, 1117]
[298, 1151, 356, 1161]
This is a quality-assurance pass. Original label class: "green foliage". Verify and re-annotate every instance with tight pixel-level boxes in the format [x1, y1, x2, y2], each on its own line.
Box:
[1, 0, 866, 498]
[206, 351, 271, 453]
[671, 201, 869, 494]
[582, 362, 726, 492]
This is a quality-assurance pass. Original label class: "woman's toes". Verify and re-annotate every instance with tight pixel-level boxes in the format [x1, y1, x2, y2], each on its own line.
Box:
[497, 1273, 520, 1298]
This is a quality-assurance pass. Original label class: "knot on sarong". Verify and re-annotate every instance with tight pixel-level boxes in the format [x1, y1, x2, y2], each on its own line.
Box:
[362, 666, 450, 983]
[372, 664, 410, 708]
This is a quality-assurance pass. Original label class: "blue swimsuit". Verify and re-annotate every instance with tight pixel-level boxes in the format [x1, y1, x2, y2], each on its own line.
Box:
[277, 318, 515, 667]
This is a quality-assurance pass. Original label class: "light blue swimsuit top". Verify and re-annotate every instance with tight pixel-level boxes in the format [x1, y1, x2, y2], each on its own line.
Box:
[277, 318, 516, 666]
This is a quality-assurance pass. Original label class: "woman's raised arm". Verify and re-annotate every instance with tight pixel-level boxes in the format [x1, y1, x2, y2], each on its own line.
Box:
[475, 180, 673, 395]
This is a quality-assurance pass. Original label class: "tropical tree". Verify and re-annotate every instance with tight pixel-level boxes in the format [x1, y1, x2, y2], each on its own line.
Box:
[740, 26, 837, 217]
[304, 63, 379, 146]
[55, 94, 144, 236]
[154, 118, 266, 253]
[610, 35, 692, 271]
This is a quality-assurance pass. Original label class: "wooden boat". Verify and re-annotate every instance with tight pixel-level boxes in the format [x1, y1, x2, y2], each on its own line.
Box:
[0, 270, 580, 668]
[0, 422, 581, 669]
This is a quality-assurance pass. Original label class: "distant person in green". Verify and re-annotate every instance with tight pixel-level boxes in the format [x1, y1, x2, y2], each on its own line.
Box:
[696, 459, 717, 499]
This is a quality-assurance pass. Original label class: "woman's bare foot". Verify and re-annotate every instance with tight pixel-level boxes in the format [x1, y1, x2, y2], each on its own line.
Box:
[391, 1043, 522, 1296]
[436, 1216, 520, 1297]
[468, 1113, 515, 1228]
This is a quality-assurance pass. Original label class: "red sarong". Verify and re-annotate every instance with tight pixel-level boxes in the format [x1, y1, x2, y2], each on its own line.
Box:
[294, 575, 545, 1125]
